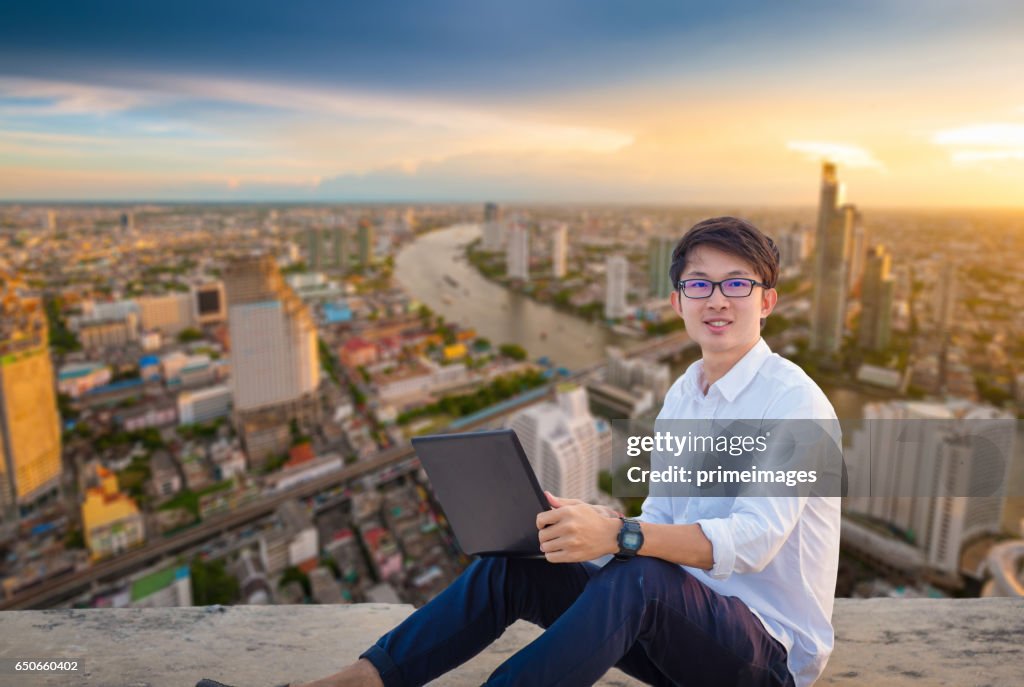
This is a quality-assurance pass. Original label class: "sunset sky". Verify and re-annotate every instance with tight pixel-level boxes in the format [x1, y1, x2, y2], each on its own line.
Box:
[2, 1, 1023, 206]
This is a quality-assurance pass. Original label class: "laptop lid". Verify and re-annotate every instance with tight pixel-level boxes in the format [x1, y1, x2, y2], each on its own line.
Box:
[411, 429, 550, 557]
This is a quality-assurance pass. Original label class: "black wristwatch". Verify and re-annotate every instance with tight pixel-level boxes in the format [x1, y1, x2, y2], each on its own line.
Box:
[615, 517, 644, 560]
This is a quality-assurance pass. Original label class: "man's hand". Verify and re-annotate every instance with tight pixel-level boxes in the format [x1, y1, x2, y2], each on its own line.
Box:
[537, 491, 621, 563]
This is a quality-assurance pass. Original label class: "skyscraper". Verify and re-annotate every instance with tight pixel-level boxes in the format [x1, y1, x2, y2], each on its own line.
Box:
[332, 225, 349, 273]
[508, 385, 607, 502]
[605, 255, 628, 320]
[305, 226, 348, 273]
[810, 163, 853, 355]
[358, 219, 375, 267]
[482, 202, 504, 251]
[647, 237, 674, 299]
[305, 227, 324, 271]
[858, 245, 894, 352]
[0, 284, 62, 521]
[506, 223, 529, 281]
[224, 256, 321, 466]
[551, 223, 568, 279]
[933, 261, 957, 336]
[778, 226, 810, 274]
[844, 400, 1013, 576]
[847, 210, 867, 294]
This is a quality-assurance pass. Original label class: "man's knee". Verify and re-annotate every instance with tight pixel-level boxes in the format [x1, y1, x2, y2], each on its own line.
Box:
[594, 557, 692, 599]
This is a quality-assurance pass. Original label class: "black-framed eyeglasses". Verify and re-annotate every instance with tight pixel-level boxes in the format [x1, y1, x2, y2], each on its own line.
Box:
[676, 278, 769, 299]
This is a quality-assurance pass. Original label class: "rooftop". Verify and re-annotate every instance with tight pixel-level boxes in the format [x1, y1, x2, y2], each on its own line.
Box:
[1, 598, 1021, 686]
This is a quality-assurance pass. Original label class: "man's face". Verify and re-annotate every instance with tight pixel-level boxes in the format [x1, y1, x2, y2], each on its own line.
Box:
[670, 244, 777, 358]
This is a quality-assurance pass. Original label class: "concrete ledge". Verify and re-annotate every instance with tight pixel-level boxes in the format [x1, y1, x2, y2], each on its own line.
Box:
[0, 599, 1021, 686]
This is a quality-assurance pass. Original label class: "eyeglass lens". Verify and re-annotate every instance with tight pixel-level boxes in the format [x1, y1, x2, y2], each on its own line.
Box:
[682, 279, 754, 298]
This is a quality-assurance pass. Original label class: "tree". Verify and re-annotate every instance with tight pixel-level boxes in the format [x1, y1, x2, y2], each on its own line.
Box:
[177, 327, 203, 343]
[279, 565, 311, 599]
[191, 557, 240, 606]
[499, 343, 527, 361]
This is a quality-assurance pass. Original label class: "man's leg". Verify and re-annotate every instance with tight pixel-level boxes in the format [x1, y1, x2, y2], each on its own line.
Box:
[485, 557, 792, 687]
[359, 556, 597, 687]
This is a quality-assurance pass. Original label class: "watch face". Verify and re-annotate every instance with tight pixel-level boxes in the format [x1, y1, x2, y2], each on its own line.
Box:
[623, 532, 641, 550]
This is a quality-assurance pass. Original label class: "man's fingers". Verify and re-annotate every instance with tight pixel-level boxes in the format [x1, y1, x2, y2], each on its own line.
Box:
[545, 491, 583, 508]
[544, 550, 567, 563]
[538, 525, 561, 543]
[537, 509, 560, 529]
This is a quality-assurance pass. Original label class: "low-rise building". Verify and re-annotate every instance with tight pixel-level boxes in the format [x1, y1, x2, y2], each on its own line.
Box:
[57, 362, 111, 398]
[81, 467, 145, 560]
[339, 337, 377, 368]
[177, 384, 231, 425]
[263, 453, 344, 493]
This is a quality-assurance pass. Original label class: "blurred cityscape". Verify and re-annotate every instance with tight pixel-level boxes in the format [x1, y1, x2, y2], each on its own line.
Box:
[1, 162, 1023, 612]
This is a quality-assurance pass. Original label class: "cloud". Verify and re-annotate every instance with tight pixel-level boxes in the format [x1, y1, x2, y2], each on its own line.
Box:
[147, 73, 635, 155]
[785, 141, 885, 170]
[0, 73, 633, 155]
[0, 77, 153, 115]
[932, 122, 1024, 165]
[932, 122, 1024, 147]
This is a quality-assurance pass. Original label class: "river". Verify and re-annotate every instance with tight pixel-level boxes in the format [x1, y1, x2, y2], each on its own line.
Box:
[395, 224, 878, 418]
[394, 223, 630, 370]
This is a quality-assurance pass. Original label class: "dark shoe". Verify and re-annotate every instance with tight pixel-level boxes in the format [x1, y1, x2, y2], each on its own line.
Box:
[195, 680, 289, 687]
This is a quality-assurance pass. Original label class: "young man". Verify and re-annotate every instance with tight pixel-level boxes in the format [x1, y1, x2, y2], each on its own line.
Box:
[202, 216, 840, 687]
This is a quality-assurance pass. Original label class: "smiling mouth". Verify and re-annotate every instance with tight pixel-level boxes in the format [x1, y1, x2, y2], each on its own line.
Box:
[704, 320, 732, 327]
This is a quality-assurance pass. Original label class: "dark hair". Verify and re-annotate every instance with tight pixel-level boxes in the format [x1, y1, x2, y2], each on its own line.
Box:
[669, 216, 780, 289]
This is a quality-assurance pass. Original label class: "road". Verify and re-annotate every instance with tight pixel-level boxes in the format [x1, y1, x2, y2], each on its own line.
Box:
[2, 327, 690, 610]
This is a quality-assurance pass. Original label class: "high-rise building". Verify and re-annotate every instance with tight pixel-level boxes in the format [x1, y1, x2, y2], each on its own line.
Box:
[332, 226, 349, 273]
[552, 224, 568, 279]
[193, 282, 227, 326]
[305, 227, 324, 271]
[137, 293, 194, 335]
[0, 286, 62, 521]
[605, 255, 628, 320]
[508, 385, 608, 502]
[224, 256, 321, 466]
[858, 245, 894, 352]
[482, 203, 504, 251]
[810, 163, 853, 355]
[606, 348, 671, 401]
[933, 261, 957, 336]
[304, 226, 348, 273]
[647, 237, 674, 299]
[506, 223, 529, 281]
[778, 226, 810, 274]
[120, 211, 134, 232]
[43, 210, 56, 232]
[358, 219, 375, 267]
[847, 211, 867, 294]
[844, 400, 1014, 576]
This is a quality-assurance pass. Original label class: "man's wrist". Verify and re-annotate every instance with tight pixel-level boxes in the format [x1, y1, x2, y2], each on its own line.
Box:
[606, 516, 623, 556]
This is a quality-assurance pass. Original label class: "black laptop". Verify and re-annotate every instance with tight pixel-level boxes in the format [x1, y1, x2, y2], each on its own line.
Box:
[411, 429, 550, 557]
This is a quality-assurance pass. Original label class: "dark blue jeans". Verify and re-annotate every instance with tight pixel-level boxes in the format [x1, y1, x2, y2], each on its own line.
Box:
[360, 556, 794, 687]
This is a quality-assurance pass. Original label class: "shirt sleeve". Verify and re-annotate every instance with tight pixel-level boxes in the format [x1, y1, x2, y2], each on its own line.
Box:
[639, 496, 673, 524]
[694, 495, 808, 579]
[695, 381, 839, 579]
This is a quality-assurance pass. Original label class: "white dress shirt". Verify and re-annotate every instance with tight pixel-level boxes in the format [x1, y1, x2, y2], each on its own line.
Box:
[640, 338, 841, 687]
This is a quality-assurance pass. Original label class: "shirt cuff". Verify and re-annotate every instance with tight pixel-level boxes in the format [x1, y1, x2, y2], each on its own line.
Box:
[695, 518, 735, 580]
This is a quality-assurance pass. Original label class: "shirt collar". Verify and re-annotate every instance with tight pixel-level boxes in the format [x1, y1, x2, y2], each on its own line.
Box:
[686, 338, 773, 403]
